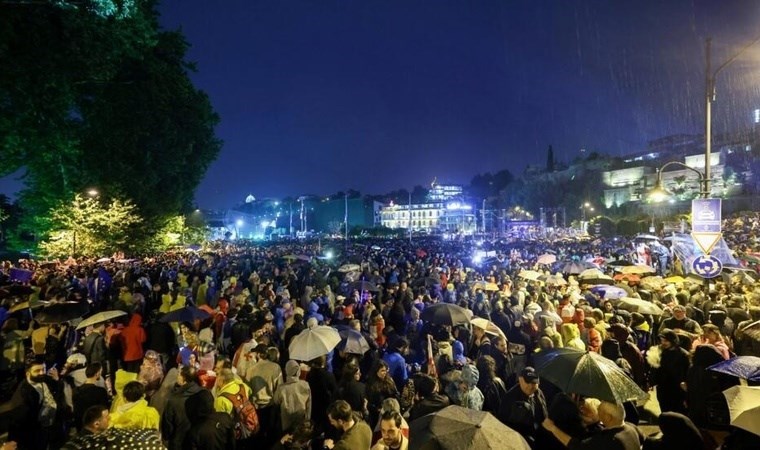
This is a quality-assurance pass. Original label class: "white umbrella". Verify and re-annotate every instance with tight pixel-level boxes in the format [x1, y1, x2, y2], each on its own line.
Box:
[544, 274, 567, 286]
[471, 317, 506, 340]
[517, 270, 541, 281]
[723, 385, 760, 437]
[76, 310, 128, 330]
[338, 264, 361, 273]
[289, 325, 341, 361]
[537, 254, 557, 265]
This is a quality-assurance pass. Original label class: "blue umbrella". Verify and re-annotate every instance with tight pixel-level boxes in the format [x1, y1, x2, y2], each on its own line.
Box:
[336, 329, 371, 355]
[590, 285, 628, 300]
[707, 356, 760, 382]
[159, 306, 211, 323]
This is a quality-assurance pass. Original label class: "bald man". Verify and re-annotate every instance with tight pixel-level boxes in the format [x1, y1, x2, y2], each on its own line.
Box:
[542, 400, 644, 450]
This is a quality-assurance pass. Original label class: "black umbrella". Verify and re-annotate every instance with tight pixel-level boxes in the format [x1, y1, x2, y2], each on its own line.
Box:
[534, 348, 647, 403]
[348, 280, 380, 293]
[63, 428, 164, 449]
[0, 285, 35, 299]
[413, 276, 442, 288]
[34, 301, 89, 324]
[409, 405, 530, 450]
[159, 306, 211, 323]
[420, 303, 470, 326]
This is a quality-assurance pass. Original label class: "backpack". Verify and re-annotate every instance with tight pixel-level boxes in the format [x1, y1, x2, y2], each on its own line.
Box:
[221, 387, 260, 439]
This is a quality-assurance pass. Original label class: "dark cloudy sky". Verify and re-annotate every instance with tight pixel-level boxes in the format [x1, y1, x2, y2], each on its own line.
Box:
[4, 0, 760, 208]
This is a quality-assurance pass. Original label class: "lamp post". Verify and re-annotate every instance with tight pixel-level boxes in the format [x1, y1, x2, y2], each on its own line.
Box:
[649, 161, 708, 202]
[73, 189, 99, 257]
[579, 202, 594, 233]
[704, 36, 760, 197]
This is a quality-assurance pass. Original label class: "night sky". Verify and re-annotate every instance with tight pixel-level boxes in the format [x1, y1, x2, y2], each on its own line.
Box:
[4, 0, 760, 208]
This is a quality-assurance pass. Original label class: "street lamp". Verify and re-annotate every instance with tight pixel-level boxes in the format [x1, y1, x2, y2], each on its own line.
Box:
[648, 161, 707, 202]
[704, 36, 760, 196]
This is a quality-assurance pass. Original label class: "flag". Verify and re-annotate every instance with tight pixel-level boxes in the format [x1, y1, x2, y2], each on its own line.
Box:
[427, 334, 437, 378]
[98, 267, 112, 292]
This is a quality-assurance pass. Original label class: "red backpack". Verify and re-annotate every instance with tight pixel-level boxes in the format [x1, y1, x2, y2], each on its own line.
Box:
[221, 387, 260, 439]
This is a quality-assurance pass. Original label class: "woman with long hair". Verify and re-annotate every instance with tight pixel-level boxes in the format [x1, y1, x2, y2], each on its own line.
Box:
[365, 359, 399, 427]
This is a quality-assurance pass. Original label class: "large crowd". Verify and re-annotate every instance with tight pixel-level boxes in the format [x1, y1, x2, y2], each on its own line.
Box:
[1, 212, 760, 450]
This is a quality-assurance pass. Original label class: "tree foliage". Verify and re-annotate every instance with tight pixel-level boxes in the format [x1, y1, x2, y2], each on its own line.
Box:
[39, 193, 142, 258]
[0, 0, 221, 252]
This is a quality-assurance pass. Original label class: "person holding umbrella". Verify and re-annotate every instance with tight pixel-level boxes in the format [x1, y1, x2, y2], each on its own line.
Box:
[651, 329, 690, 414]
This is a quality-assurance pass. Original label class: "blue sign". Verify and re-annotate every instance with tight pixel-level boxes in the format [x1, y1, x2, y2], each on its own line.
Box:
[692, 199, 721, 232]
[691, 198, 722, 255]
[691, 254, 723, 278]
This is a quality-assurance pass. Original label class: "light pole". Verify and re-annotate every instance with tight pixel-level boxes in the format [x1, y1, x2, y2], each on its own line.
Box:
[704, 36, 760, 197]
[73, 188, 99, 257]
[648, 161, 707, 202]
[579, 202, 593, 233]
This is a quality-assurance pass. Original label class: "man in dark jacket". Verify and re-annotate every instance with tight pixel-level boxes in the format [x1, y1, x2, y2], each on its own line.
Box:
[499, 367, 548, 448]
[72, 362, 110, 431]
[82, 323, 108, 369]
[543, 401, 644, 450]
[653, 329, 690, 414]
[9, 359, 66, 450]
[184, 389, 236, 450]
[162, 365, 204, 450]
[408, 374, 450, 421]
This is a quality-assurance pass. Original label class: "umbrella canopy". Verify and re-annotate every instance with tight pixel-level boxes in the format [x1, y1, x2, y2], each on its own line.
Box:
[534, 348, 647, 403]
[537, 254, 557, 265]
[664, 275, 687, 284]
[35, 301, 89, 324]
[544, 274, 567, 286]
[578, 269, 614, 285]
[336, 328, 370, 355]
[420, 303, 471, 327]
[614, 297, 663, 316]
[619, 265, 656, 275]
[8, 299, 45, 313]
[0, 284, 35, 299]
[640, 276, 666, 290]
[289, 325, 341, 361]
[348, 280, 380, 293]
[708, 356, 760, 382]
[338, 264, 361, 273]
[738, 320, 760, 341]
[76, 310, 128, 330]
[414, 276, 443, 288]
[560, 261, 596, 275]
[471, 317, 506, 340]
[723, 385, 760, 437]
[470, 280, 499, 291]
[159, 306, 211, 323]
[63, 427, 165, 449]
[613, 273, 641, 283]
[606, 259, 633, 267]
[589, 285, 628, 300]
[517, 270, 541, 281]
[409, 405, 530, 450]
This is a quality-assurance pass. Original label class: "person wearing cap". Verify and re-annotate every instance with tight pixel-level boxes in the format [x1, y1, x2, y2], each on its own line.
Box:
[498, 366, 548, 447]
[273, 360, 311, 433]
[652, 328, 689, 414]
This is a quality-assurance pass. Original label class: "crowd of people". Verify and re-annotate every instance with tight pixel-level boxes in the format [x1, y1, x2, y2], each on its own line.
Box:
[1, 212, 760, 449]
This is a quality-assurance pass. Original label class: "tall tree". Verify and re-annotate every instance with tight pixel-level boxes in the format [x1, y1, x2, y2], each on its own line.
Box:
[0, 0, 221, 251]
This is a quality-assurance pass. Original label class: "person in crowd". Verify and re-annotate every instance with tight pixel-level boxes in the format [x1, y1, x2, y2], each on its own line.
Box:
[119, 312, 147, 373]
[336, 362, 367, 418]
[273, 360, 312, 434]
[383, 337, 409, 391]
[366, 359, 399, 429]
[457, 363, 484, 411]
[371, 410, 408, 450]
[474, 354, 506, 416]
[372, 398, 410, 445]
[138, 350, 165, 400]
[62, 405, 110, 448]
[184, 388, 236, 450]
[408, 373, 450, 421]
[82, 322, 108, 372]
[72, 362, 110, 431]
[109, 380, 160, 429]
[543, 401, 644, 450]
[699, 323, 731, 360]
[499, 367, 548, 447]
[323, 400, 372, 450]
[651, 329, 690, 414]
[9, 359, 65, 450]
[272, 420, 316, 450]
[306, 354, 338, 434]
[248, 345, 283, 443]
[644, 411, 704, 450]
[161, 365, 203, 450]
[659, 305, 702, 338]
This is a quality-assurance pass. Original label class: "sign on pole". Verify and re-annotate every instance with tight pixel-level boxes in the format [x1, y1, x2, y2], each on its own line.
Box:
[691, 198, 722, 255]
[691, 254, 723, 278]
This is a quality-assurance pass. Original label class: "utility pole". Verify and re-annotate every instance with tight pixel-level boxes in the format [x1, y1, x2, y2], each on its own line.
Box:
[344, 192, 349, 241]
[408, 190, 412, 244]
[481, 199, 486, 234]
